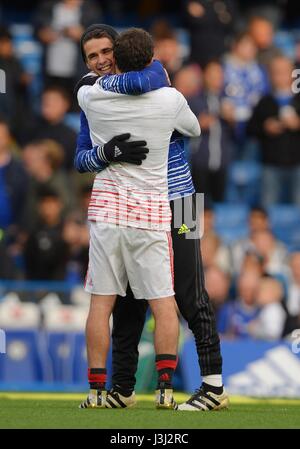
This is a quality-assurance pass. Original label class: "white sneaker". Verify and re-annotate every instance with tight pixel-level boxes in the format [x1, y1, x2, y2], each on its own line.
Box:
[155, 388, 178, 410]
[178, 387, 229, 411]
[105, 389, 137, 408]
[79, 389, 107, 408]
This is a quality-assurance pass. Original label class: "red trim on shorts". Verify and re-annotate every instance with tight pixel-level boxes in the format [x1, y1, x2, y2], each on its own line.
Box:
[84, 266, 89, 289]
[166, 231, 174, 289]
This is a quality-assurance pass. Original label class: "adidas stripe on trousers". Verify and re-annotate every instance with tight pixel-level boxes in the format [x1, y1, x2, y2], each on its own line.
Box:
[111, 194, 223, 390]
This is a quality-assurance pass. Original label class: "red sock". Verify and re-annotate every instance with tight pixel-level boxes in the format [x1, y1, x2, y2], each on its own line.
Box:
[155, 354, 178, 388]
[88, 368, 107, 390]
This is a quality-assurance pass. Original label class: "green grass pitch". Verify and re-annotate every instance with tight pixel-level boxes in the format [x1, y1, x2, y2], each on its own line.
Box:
[0, 393, 300, 429]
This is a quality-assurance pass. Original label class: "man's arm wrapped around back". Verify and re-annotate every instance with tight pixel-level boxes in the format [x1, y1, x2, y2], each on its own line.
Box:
[98, 60, 170, 95]
[74, 60, 175, 174]
[74, 111, 108, 173]
[74, 111, 149, 173]
[74, 62, 169, 173]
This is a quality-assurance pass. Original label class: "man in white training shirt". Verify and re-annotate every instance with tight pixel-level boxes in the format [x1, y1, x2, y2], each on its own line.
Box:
[77, 28, 200, 410]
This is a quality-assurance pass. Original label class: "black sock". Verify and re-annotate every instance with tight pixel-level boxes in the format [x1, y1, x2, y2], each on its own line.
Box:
[202, 382, 223, 395]
[113, 384, 134, 397]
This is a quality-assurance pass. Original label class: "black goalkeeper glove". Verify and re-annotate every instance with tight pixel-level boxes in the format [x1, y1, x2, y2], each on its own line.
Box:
[97, 133, 149, 165]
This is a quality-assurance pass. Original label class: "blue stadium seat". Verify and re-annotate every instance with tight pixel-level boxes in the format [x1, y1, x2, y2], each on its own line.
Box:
[268, 204, 300, 248]
[268, 204, 300, 230]
[213, 203, 250, 244]
[225, 161, 262, 206]
[10, 24, 43, 103]
[214, 203, 249, 229]
[72, 333, 87, 384]
[72, 333, 113, 387]
[215, 225, 249, 245]
[64, 113, 81, 133]
[46, 332, 76, 383]
[0, 330, 50, 383]
[272, 227, 300, 250]
[10, 24, 42, 76]
[274, 31, 296, 60]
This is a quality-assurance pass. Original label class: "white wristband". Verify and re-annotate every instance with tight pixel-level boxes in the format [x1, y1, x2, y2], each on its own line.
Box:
[97, 145, 110, 163]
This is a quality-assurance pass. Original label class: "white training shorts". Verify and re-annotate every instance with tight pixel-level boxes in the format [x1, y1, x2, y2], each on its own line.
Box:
[85, 221, 174, 300]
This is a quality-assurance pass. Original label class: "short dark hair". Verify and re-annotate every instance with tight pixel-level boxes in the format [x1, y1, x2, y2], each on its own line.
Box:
[248, 15, 273, 27]
[80, 24, 118, 62]
[233, 31, 253, 45]
[250, 206, 267, 216]
[42, 84, 71, 104]
[114, 28, 154, 73]
[81, 30, 115, 62]
[36, 185, 61, 202]
[202, 58, 222, 71]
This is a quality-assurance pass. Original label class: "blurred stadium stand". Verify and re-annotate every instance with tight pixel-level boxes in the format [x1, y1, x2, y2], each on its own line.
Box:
[226, 161, 262, 206]
[214, 203, 249, 244]
[268, 204, 300, 249]
[1, 0, 300, 396]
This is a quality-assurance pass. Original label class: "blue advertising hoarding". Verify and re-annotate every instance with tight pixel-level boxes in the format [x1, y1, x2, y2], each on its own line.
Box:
[181, 336, 300, 397]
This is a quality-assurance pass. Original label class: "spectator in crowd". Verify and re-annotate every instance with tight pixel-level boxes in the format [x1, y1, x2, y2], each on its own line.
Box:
[231, 207, 286, 274]
[0, 26, 31, 129]
[240, 250, 266, 278]
[189, 60, 234, 202]
[22, 139, 75, 231]
[204, 265, 231, 323]
[34, 0, 102, 93]
[172, 64, 202, 99]
[223, 31, 269, 157]
[201, 232, 232, 274]
[251, 229, 288, 277]
[62, 211, 89, 283]
[218, 271, 260, 338]
[248, 206, 269, 232]
[17, 85, 77, 170]
[184, 0, 237, 67]
[248, 15, 282, 67]
[0, 117, 28, 234]
[152, 20, 184, 82]
[23, 186, 68, 281]
[248, 276, 287, 340]
[248, 55, 300, 206]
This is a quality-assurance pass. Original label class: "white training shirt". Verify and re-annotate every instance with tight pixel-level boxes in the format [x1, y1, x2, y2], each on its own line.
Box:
[78, 81, 200, 231]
